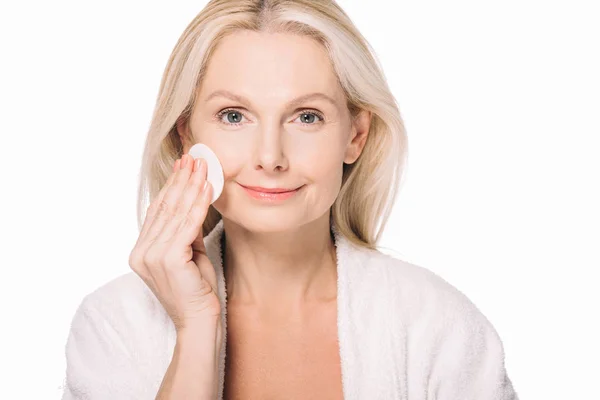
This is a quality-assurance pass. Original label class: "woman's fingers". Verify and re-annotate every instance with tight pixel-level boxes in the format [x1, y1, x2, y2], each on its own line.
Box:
[155, 157, 208, 247]
[145, 156, 193, 247]
[136, 157, 190, 299]
[138, 158, 181, 241]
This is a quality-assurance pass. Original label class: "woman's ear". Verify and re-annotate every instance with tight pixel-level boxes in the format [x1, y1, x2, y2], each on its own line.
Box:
[176, 117, 192, 154]
[344, 110, 372, 164]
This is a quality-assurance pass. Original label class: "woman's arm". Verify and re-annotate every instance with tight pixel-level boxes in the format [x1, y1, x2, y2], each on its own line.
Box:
[425, 302, 519, 400]
[61, 296, 221, 400]
[61, 296, 150, 399]
[155, 324, 221, 400]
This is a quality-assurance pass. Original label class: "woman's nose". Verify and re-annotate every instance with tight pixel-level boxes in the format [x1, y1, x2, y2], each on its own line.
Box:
[252, 124, 289, 172]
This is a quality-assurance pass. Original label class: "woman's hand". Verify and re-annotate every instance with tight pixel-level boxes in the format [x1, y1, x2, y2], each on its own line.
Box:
[128, 154, 221, 333]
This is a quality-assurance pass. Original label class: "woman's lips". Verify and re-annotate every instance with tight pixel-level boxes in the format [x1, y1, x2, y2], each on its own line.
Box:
[240, 184, 303, 202]
[241, 185, 300, 193]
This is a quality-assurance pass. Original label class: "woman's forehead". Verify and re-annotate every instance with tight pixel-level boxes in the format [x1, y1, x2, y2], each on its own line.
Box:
[201, 31, 341, 95]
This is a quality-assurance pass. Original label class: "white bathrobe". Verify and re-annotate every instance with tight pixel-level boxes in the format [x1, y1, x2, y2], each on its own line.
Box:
[61, 219, 519, 399]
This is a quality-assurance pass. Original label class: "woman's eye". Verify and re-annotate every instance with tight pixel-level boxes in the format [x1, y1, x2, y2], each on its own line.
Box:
[219, 110, 245, 125]
[216, 109, 324, 126]
[294, 112, 323, 124]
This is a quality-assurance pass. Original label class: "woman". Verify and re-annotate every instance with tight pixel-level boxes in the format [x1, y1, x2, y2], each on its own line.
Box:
[61, 0, 519, 399]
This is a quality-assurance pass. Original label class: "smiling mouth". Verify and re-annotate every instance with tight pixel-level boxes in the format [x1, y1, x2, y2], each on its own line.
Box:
[240, 184, 304, 201]
[238, 184, 303, 193]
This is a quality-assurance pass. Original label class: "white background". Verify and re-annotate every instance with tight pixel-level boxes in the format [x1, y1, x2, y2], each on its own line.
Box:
[1, 0, 598, 398]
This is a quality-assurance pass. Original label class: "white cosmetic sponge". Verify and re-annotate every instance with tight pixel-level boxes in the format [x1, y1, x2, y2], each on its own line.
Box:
[187, 143, 224, 204]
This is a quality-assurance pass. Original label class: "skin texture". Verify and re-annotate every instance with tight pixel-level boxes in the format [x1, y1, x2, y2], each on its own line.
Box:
[176, 30, 371, 315]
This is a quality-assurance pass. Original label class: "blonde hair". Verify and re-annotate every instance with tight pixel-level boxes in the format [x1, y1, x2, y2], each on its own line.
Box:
[136, 0, 408, 251]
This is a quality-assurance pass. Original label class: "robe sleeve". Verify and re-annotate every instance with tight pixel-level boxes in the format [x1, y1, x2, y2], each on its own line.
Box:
[426, 299, 519, 400]
[61, 295, 158, 399]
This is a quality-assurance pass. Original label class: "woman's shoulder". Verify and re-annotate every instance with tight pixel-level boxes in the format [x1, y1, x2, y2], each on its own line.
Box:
[351, 246, 466, 297]
[369, 252, 517, 398]
[79, 271, 174, 333]
[357, 248, 500, 333]
[62, 272, 176, 398]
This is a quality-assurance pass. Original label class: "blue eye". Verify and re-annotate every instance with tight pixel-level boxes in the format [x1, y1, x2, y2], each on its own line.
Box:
[219, 109, 244, 125]
[215, 108, 325, 127]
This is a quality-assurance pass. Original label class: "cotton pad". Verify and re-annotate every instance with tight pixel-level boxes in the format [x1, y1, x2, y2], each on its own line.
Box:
[187, 143, 224, 204]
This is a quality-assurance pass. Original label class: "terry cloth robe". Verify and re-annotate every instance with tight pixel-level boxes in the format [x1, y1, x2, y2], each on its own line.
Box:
[61, 219, 519, 399]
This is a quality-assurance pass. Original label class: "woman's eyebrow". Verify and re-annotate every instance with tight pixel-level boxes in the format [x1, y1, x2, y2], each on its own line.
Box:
[204, 89, 338, 109]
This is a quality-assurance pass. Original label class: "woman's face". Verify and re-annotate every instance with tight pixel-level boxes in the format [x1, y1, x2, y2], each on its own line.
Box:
[178, 30, 369, 232]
